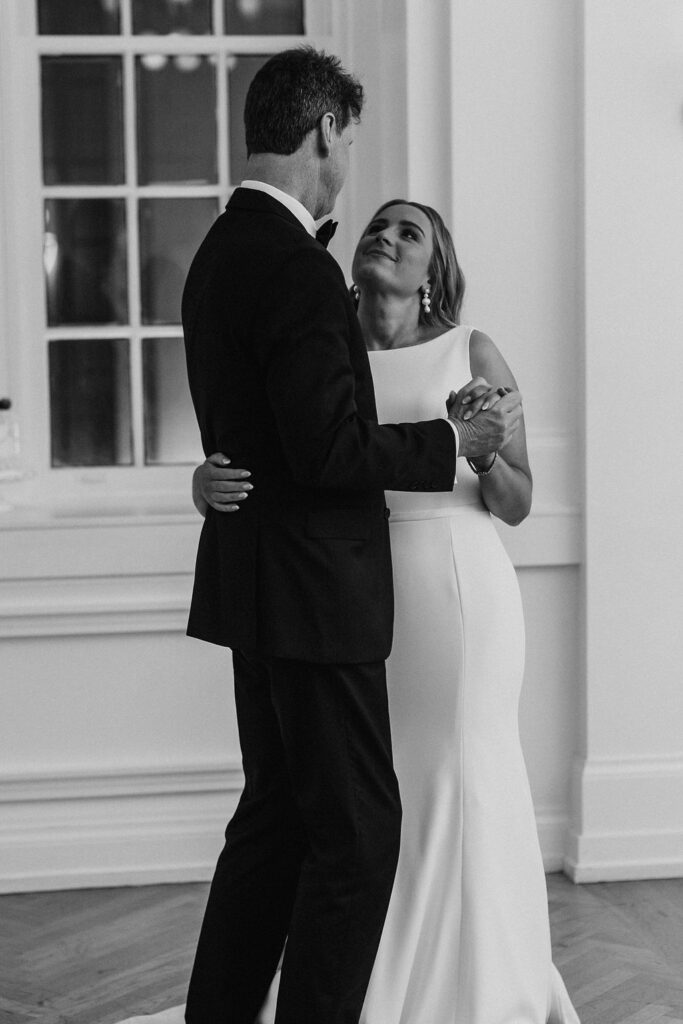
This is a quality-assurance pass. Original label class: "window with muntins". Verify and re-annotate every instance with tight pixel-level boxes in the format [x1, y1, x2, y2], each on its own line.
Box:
[31, 0, 328, 479]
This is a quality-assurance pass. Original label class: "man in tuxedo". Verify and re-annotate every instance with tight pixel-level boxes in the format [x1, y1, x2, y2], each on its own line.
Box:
[182, 47, 505, 1024]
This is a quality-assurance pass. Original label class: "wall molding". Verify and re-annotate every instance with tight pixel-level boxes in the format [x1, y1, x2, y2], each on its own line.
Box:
[565, 754, 683, 882]
[0, 508, 580, 638]
[0, 761, 243, 894]
[0, 762, 568, 893]
[0, 573, 194, 638]
[0, 760, 242, 802]
[0, 434, 581, 638]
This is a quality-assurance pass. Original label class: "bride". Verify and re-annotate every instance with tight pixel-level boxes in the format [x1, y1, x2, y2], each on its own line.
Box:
[119, 201, 579, 1024]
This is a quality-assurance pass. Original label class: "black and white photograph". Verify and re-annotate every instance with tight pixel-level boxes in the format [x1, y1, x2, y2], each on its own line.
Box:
[0, 2, 682, 1022]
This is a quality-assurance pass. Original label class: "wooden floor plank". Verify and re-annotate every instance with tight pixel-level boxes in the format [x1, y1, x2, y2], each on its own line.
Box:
[2, 875, 683, 1023]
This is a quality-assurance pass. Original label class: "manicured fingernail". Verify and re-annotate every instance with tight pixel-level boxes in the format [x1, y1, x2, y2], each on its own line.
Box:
[239, 471, 250, 477]
[221, 458, 230, 464]
[464, 411, 472, 420]
[482, 402, 489, 410]
[462, 396, 472, 404]
[243, 483, 253, 490]
[229, 505, 239, 511]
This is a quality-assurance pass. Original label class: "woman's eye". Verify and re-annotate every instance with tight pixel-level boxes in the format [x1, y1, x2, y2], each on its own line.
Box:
[403, 230, 417, 240]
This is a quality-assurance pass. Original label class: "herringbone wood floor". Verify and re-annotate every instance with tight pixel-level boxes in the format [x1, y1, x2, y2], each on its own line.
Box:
[2, 874, 683, 1024]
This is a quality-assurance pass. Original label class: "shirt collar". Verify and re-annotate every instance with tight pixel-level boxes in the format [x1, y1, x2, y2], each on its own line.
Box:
[240, 180, 317, 238]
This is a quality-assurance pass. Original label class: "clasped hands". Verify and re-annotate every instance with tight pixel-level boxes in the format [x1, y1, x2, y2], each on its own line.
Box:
[194, 376, 524, 513]
[446, 377, 523, 464]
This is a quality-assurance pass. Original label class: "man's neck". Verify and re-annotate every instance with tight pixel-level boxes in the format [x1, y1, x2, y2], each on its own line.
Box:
[245, 153, 324, 220]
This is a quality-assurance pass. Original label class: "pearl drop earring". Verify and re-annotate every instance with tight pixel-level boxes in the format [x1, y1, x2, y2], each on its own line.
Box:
[421, 284, 431, 315]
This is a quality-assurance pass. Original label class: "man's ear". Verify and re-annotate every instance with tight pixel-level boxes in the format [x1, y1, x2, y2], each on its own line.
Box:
[316, 112, 336, 156]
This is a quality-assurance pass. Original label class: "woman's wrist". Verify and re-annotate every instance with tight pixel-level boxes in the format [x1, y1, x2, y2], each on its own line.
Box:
[192, 466, 209, 517]
[467, 451, 498, 476]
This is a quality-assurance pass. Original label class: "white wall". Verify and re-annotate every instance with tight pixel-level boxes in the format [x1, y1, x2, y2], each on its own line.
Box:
[568, 0, 683, 881]
[0, 0, 590, 891]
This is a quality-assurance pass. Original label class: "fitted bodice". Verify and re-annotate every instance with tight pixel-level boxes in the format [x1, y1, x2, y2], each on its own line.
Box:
[368, 325, 483, 516]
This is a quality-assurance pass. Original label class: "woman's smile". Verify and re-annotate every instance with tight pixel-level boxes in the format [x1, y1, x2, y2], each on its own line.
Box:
[363, 247, 398, 262]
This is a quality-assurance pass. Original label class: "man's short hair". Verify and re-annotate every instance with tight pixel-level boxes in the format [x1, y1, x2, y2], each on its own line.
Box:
[245, 46, 364, 156]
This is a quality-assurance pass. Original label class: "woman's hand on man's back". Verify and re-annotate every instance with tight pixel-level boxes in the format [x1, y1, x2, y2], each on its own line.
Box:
[192, 453, 252, 516]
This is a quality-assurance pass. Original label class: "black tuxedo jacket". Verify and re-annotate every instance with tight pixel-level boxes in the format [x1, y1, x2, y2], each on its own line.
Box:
[183, 188, 456, 663]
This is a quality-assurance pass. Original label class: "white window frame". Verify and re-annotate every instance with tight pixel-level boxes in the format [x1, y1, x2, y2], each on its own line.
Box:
[0, 0, 338, 510]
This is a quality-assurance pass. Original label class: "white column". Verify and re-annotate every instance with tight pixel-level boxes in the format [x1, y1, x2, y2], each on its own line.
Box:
[403, 0, 454, 210]
[338, 0, 454, 274]
[0, 4, 16, 399]
[569, 0, 683, 881]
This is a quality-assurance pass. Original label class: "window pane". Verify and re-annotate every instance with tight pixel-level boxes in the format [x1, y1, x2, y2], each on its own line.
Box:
[45, 199, 128, 326]
[228, 55, 269, 185]
[42, 57, 124, 185]
[132, 0, 212, 34]
[49, 338, 132, 467]
[143, 337, 200, 465]
[136, 55, 217, 185]
[224, 0, 304, 34]
[38, 0, 121, 35]
[139, 198, 217, 325]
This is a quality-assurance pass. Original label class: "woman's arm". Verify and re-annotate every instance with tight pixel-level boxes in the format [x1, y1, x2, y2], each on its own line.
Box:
[192, 454, 252, 517]
[466, 330, 532, 527]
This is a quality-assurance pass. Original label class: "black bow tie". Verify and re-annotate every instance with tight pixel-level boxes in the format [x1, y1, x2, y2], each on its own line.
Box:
[315, 219, 338, 248]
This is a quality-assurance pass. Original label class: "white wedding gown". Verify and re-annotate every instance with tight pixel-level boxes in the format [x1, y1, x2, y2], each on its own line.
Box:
[116, 326, 579, 1024]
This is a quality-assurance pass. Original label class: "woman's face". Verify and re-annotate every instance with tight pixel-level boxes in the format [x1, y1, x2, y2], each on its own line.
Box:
[352, 203, 434, 300]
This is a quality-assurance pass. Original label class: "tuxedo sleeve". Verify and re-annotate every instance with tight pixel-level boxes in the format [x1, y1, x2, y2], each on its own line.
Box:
[251, 248, 456, 492]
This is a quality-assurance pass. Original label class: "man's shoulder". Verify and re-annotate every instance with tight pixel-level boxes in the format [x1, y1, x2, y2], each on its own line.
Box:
[222, 208, 346, 285]
[221, 200, 313, 252]
[226, 188, 309, 242]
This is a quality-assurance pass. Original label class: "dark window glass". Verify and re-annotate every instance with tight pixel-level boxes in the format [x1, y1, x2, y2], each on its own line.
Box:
[132, 0, 212, 35]
[49, 338, 132, 467]
[139, 198, 218, 325]
[44, 199, 128, 326]
[143, 337, 200, 465]
[42, 57, 124, 185]
[224, 0, 304, 35]
[37, 0, 121, 35]
[228, 55, 269, 184]
[136, 55, 217, 185]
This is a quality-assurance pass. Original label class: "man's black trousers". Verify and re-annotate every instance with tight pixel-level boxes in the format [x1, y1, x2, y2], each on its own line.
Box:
[185, 648, 402, 1024]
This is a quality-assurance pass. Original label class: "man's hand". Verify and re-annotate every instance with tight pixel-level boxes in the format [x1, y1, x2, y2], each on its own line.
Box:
[446, 377, 512, 421]
[446, 379, 523, 459]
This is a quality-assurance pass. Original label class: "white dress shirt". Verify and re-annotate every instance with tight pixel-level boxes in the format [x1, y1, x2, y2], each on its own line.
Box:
[240, 179, 317, 238]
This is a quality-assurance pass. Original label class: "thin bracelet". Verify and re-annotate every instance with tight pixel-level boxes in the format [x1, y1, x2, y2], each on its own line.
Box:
[466, 451, 498, 476]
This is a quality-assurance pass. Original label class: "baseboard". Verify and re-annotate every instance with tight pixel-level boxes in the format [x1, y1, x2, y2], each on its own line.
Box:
[564, 849, 683, 884]
[0, 829, 220, 894]
[565, 754, 683, 882]
[564, 825, 683, 883]
[536, 807, 568, 873]
[0, 761, 243, 894]
[0, 763, 570, 893]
